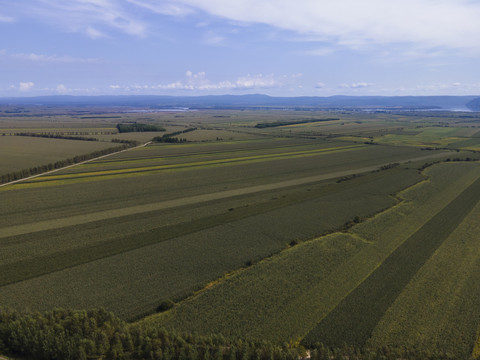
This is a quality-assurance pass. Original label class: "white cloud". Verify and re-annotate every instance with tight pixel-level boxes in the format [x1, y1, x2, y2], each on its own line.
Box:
[203, 31, 225, 45]
[11, 52, 99, 63]
[14, 0, 147, 37]
[415, 82, 465, 92]
[85, 26, 106, 39]
[168, 0, 480, 55]
[126, 0, 193, 16]
[0, 13, 14, 22]
[235, 74, 277, 89]
[6, 0, 480, 57]
[340, 82, 374, 89]
[314, 82, 326, 89]
[19, 82, 34, 92]
[305, 48, 335, 57]
[110, 72, 288, 92]
[56, 84, 70, 93]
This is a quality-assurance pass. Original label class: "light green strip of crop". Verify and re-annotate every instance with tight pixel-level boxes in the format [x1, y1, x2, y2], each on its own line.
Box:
[3, 145, 365, 190]
[39, 144, 364, 179]
[1, 149, 449, 192]
[78, 142, 324, 168]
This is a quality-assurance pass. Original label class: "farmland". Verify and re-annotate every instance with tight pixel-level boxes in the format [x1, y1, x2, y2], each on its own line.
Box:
[2, 106, 480, 358]
[0, 135, 121, 176]
[0, 137, 432, 316]
[150, 161, 480, 358]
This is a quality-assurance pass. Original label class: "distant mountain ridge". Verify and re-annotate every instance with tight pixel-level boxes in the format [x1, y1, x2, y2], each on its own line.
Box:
[466, 97, 480, 111]
[0, 94, 479, 111]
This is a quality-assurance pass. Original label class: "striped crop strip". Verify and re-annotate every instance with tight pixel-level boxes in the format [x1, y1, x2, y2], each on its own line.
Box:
[302, 175, 480, 348]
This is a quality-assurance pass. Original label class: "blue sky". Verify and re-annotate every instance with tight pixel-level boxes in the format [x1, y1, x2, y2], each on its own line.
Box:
[1, 0, 480, 97]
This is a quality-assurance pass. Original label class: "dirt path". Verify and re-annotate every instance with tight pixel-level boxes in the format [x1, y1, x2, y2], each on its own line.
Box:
[0, 141, 151, 188]
[0, 151, 449, 239]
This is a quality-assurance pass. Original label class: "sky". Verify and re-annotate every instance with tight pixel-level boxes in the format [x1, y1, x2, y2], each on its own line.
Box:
[1, 0, 480, 97]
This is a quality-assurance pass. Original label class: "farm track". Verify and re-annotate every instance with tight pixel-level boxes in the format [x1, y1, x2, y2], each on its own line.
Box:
[303, 174, 480, 347]
[0, 150, 449, 240]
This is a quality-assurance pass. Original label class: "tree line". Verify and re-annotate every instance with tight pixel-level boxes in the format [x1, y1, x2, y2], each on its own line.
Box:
[254, 118, 339, 129]
[116, 123, 166, 133]
[0, 308, 457, 360]
[14, 132, 99, 141]
[152, 128, 197, 143]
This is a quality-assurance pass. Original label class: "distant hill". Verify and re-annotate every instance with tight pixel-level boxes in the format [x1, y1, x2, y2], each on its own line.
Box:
[0, 94, 478, 111]
[466, 97, 480, 111]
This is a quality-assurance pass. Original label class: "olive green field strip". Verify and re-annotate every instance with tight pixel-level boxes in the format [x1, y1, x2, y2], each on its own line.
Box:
[8, 143, 367, 186]
[1, 145, 449, 192]
[75, 139, 331, 168]
[0, 167, 422, 319]
[149, 162, 480, 354]
[0, 142, 427, 230]
[302, 173, 480, 348]
[0, 148, 447, 239]
[0, 165, 414, 255]
[78, 138, 367, 169]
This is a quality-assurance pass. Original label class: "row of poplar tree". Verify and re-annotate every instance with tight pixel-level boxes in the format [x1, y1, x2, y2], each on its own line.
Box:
[0, 308, 457, 360]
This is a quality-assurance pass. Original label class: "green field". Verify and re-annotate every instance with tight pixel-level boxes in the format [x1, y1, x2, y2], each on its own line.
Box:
[0, 135, 436, 319]
[0, 135, 118, 175]
[2, 107, 480, 358]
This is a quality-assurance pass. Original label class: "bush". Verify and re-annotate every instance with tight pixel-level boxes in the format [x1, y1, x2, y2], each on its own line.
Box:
[157, 299, 175, 312]
[116, 123, 165, 133]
